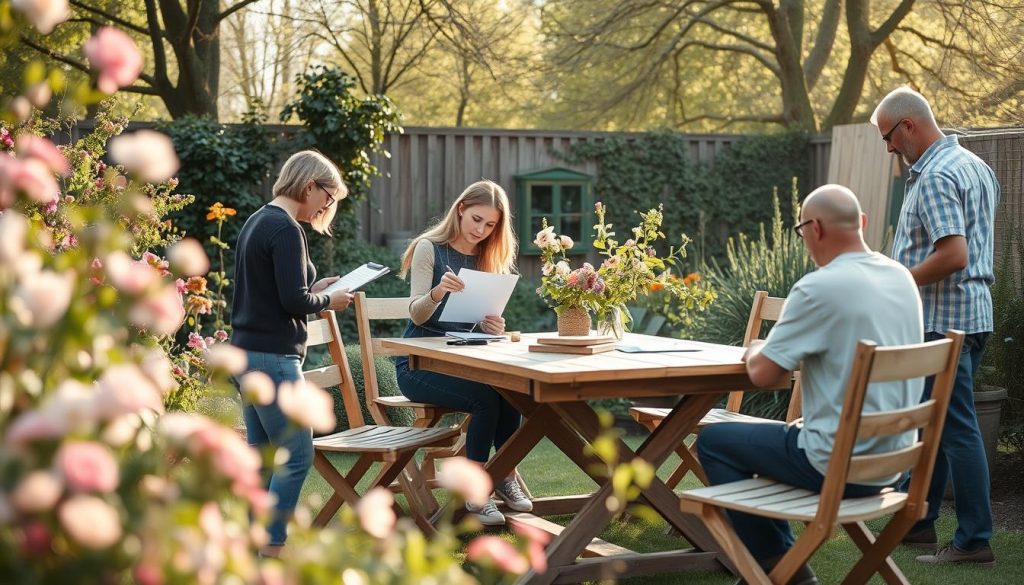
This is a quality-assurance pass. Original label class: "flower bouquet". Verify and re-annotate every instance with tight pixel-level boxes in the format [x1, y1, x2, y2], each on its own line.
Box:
[535, 202, 715, 338]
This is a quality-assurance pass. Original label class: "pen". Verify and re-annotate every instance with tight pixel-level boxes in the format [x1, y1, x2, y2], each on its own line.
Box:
[445, 264, 455, 274]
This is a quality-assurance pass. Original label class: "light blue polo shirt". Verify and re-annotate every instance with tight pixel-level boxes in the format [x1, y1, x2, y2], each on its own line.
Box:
[761, 252, 924, 485]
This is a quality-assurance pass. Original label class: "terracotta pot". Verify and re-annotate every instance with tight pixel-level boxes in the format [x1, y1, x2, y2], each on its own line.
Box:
[557, 306, 591, 336]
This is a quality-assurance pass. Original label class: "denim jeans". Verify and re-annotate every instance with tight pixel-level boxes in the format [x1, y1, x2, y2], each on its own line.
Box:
[697, 422, 883, 561]
[908, 331, 992, 550]
[396, 361, 520, 463]
[238, 350, 313, 546]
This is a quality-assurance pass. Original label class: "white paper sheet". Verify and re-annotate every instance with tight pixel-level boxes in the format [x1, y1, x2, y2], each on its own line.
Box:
[437, 268, 519, 324]
[323, 262, 390, 294]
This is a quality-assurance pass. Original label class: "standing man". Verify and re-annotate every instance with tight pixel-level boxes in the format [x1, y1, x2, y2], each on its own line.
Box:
[871, 87, 999, 566]
[697, 184, 924, 585]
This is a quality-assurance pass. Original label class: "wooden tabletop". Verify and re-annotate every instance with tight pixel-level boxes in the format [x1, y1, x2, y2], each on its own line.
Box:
[383, 332, 750, 402]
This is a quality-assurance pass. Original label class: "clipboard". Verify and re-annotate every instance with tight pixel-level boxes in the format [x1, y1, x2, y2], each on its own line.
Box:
[323, 262, 390, 294]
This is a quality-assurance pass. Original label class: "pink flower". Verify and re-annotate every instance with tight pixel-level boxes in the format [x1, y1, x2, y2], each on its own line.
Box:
[559, 235, 574, 250]
[0, 211, 29, 263]
[187, 331, 207, 350]
[167, 237, 209, 277]
[58, 495, 122, 549]
[437, 456, 493, 506]
[108, 130, 179, 183]
[25, 80, 52, 108]
[466, 535, 530, 574]
[0, 127, 13, 148]
[175, 277, 187, 294]
[10, 0, 69, 34]
[16, 134, 69, 175]
[240, 372, 274, 405]
[83, 27, 142, 94]
[356, 487, 396, 539]
[555, 261, 570, 277]
[142, 251, 170, 275]
[214, 329, 228, 342]
[96, 363, 164, 418]
[205, 343, 247, 375]
[12, 269, 74, 328]
[139, 347, 178, 395]
[105, 251, 158, 295]
[13, 158, 60, 204]
[277, 380, 336, 433]
[54, 441, 120, 493]
[511, 518, 551, 572]
[20, 521, 52, 556]
[129, 283, 186, 337]
[11, 471, 64, 513]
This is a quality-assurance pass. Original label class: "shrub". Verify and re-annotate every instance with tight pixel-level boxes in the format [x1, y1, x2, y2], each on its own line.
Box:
[683, 180, 815, 420]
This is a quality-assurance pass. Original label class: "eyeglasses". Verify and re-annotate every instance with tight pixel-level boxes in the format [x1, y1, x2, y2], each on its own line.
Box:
[881, 118, 908, 143]
[314, 182, 340, 207]
[793, 219, 815, 238]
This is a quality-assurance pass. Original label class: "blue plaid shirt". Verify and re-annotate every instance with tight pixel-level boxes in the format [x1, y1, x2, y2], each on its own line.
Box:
[892, 135, 999, 334]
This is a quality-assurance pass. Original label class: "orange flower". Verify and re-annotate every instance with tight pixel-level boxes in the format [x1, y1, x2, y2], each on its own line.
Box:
[682, 272, 701, 286]
[206, 202, 237, 222]
[650, 282, 665, 292]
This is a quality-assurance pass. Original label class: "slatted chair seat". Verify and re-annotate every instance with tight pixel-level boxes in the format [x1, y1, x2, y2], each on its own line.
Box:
[314, 425, 458, 456]
[681, 478, 909, 523]
[679, 331, 964, 585]
[374, 394, 459, 413]
[305, 309, 461, 534]
[629, 291, 803, 489]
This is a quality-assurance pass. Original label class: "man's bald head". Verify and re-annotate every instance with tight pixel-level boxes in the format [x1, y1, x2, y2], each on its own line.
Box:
[802, 184, 863, 232]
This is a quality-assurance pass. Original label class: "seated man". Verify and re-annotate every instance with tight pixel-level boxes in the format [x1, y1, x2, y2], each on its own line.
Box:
[696, 184, 924, 585]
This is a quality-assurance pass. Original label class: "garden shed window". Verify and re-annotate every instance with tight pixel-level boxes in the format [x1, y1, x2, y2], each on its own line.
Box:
[515, 167, 593, 255]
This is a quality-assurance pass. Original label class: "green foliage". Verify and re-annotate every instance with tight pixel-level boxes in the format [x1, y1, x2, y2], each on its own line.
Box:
[981, 224, 1024, 450]
[561, 130, 810, 265]
[159, 110, 277, 251]
[683, 182, 815, 420]
[281, 65, 402, 240]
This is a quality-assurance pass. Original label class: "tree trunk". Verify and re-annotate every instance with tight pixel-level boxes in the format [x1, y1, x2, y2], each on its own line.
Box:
[764, 3, 817, 131]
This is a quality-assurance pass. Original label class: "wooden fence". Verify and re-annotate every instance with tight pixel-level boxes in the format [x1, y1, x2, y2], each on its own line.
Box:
[960, 131, 1024, 277]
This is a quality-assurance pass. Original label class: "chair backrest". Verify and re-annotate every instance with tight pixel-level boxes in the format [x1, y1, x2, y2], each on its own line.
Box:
[725, 291, 796, 417]
[815, 330, 964, 526]
[305, 309, 365, 429]
[353, 292, 412, 414]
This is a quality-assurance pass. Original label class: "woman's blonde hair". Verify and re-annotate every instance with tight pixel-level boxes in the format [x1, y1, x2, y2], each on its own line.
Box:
[272, 150, 347, 235]
[400, 180, 517, 276]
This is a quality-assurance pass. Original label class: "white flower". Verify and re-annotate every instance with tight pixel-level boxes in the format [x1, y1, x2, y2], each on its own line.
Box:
[11, 269, 74, 328]
[96, 363, 164, 418]
[541, 262, 555, 276]
[559, 235, 574, 250]
[555, 261, 571, 277]
[58, 495, 123, 549]
[139, 347, 178, 395]
[204, 344, 247, 376]
[0, 211, 29, 264]
[108, 130, 180, 183]
[533, 225, 557, 249]
[277, 380, 336, 433]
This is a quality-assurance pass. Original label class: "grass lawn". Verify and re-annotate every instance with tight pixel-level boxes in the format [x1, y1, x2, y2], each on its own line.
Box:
[300, 436, 1024, 584]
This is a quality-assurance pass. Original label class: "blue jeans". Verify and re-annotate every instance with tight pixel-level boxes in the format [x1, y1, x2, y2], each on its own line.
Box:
[238, 351, 313, 546]
[396, 362, 520, 463]
[908, 331, 992, 550]
[697, 422, 883, 561]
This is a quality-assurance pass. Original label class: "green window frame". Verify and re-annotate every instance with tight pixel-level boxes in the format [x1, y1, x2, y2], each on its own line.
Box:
[515, 168, 593, 255]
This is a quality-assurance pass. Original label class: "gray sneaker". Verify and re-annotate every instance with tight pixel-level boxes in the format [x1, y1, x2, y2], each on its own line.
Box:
[465, 500, 505, 526]
[495, 478, 533, 512]
[916, 543, 995, 567]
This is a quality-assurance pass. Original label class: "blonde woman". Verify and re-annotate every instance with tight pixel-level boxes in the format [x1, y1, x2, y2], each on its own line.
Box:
[397, 180, 529, 525]
[231, 150, 354, 556]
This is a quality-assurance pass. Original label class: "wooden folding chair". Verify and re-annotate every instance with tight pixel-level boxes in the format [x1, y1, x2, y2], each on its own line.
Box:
[353, 292, 470, 486]
[305, 309, 460, 534]
[629, 291, 803, 486]
[680, 330, 964, 585]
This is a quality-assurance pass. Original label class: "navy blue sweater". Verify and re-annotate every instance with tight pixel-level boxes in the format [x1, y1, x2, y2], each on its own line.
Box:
[231, 205, 329, 357]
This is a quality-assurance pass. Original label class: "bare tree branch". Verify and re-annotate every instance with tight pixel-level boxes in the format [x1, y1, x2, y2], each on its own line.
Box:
[69, 0, 150, 35]
[219, 0, 262, 22]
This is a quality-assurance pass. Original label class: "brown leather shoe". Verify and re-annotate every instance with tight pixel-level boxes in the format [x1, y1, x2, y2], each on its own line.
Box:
[900, 525, 937, 551]
[916, 542, 995, 567]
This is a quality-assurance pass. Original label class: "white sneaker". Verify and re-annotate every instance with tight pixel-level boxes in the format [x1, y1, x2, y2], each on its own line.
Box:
[495, 478, 533, 512]
[465, 500, 505, 526]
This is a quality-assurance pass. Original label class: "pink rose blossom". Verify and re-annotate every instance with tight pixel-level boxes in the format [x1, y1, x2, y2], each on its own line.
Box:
[142, 251, 170, 275]
[356, 487, 396, 539]
[205, 343, 247, 375]
[129, 283, 186, 337]
[12, 269, 74, 328]
[437, 456, 493, 506]
[214, 329, 229, 342]
[108, 130, 179, 183]
[240, 372, 274, 405]
[175, 277, 187, 294]
[187, 331, 207, 350]
[16, 134, 69, 175]
[13, 158, 60, 204]
[466, 535, 530, 574]
[277, 380, 336, 433]
[83, 27, 142, 94]
[11, 471, 64, 513]
[167, 237, 209, 277]
[54, 441, 120, 493]
[10, 0, 69, 34]
[96, 363, 164, 418]
[105, 251, 158, 295]
[58, 495, 122, 549]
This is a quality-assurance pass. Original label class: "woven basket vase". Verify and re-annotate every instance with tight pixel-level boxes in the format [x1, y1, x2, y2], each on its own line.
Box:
[557, 306, 591, 336]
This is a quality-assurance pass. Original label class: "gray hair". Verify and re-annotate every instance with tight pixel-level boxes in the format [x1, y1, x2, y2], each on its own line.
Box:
[273, 150, 346, 235]
[870, 87, 936, 127]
